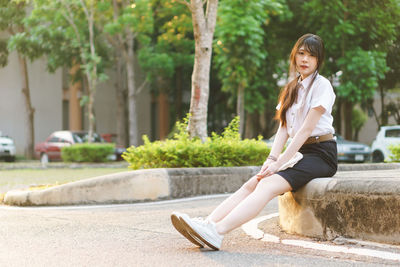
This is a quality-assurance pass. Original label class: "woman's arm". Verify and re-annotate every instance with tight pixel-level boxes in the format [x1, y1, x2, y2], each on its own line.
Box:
[256, 123, 289, 179]
[259, 106, 325, 179]
[269, 123, 289, 159]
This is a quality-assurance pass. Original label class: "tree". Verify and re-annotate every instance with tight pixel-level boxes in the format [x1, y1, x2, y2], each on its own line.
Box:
[372, 26, 400, 128]
[0, 0, 37, 158]
[304, 0, 399, 140]
[100, 0, 153, 147]
[137, 0, 194, 138]
[179, 0, 218, 141]
[214, 0, 268, 136]
[59, 0, 107, 142]
[24, 0, 109, 143]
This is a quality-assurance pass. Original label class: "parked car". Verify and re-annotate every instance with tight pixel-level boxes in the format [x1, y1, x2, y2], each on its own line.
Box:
[336, 135, 371, 163]
[0, 131, 16, 162]
[100, 133, 126, 161]
[371, 125, 400, 162]
[35, 131, 118, 163]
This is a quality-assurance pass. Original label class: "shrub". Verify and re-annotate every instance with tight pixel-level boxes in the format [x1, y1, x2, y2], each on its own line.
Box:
[389, 144, 400, 162]
[61, 143, 115, 162]
[123, 116, 270, 169]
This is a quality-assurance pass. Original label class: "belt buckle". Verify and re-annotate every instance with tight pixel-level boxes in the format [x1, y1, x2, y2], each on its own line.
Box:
[315, 136, 320, 143]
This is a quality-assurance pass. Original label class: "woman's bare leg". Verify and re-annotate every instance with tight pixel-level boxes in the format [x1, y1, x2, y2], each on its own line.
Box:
[215, 174, 292, 235]
[207, 176, 259, 223]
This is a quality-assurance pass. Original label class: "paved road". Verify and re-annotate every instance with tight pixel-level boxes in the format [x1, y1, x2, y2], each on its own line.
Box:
[0, 195, 399, 267]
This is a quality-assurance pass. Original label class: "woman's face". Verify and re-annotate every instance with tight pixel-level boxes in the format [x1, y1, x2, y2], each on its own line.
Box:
[295, 46, 318, 79]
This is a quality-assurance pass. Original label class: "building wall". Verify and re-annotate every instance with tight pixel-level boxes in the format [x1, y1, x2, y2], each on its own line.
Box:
[0, 52, 151, 156]
[0, 52, 62, 155]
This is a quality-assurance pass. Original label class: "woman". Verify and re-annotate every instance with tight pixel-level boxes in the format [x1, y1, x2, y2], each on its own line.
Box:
[171, 33, 337, 250]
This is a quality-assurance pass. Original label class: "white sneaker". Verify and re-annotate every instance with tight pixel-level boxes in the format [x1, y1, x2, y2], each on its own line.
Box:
[180, 213, 224, 250]
[171, 212, 205, 247]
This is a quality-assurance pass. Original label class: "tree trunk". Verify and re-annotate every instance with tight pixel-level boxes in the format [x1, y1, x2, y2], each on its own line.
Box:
[18, 54, 35, 159]
[237, 83, 245, 137]
[344, 100, 353, 140]
[260, 101, 278, 139]
[86, 76, 96, 143]
[244, 112, 258, 139]
[86, 3, 97, 143]
[187, 0, 218, 141]
[115, 53, 128, 147]
[69, 63, 82, 131]
[126, 32, 138, 146]
[112, 0, 128, 147]
[380, 86, 387, 125]
[156, 76, 170, 140]
[175, 67, 183, 121]
[158, 92, 170, 140]
[336, 97, 342, 135]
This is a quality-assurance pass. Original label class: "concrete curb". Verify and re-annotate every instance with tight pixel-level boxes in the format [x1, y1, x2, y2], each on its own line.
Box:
[3, 163, 399, 206]
[4, 166, 259, 206]
[0, 161, 129, 170]
[4, 163, 400, 245]
[278, 169, 400, 245]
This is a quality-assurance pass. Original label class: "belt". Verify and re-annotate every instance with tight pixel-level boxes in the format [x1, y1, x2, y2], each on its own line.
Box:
[304, 133, 334, 145]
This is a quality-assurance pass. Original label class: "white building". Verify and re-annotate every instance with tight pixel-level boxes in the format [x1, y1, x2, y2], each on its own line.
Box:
[0, 51, 151, 156]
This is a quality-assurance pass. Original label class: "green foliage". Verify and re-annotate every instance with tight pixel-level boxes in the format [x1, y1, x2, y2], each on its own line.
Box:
[123, 116, 270, 169]
[61, 143, 115, 163]
[214, 0, 271, 113]
[351, 107, 367, 132]
[388, 144, 400, 162]
[303, 0, 399, 104]
[337, 48, 388, 102]
[136, 0, 194, 90]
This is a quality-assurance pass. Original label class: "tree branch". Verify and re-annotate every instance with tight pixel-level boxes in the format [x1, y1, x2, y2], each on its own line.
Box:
[176, 0, 192, 10]
[59, 0, 87, 68]
[79, 0, 90, 20]
[134, 79, 148, 96]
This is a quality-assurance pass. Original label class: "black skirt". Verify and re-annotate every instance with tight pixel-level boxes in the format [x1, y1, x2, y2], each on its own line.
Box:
[276, 140, 338, 191]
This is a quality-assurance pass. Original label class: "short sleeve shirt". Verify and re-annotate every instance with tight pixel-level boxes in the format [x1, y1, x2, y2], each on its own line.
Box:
[276, 73, 336, 138]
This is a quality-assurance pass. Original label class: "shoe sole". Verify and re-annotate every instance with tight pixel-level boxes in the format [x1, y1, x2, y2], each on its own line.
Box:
[179, 217, 220, 250]
[171, 213, 204, 248]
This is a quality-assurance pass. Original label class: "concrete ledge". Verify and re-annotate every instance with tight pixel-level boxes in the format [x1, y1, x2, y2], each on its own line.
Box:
[4, 163, 400, 246]
[278, 169, 400, 245]
[4, 166, 259, 206]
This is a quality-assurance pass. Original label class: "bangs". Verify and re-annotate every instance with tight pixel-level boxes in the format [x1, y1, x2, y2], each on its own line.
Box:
[301, 38, 320, 57]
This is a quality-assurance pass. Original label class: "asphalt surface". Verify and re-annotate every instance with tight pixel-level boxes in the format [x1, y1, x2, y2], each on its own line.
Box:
[1, 195, 399, 267]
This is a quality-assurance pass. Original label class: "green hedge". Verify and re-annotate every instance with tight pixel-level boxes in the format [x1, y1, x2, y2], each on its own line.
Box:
[61, 143, 115, 162]
[123, 116, 270, 169]
[389, 144, 400, 162]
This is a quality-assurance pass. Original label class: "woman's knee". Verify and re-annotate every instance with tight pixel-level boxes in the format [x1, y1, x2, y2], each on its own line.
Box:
[255, 174, 292, 195]
[241, 176, 259, 193]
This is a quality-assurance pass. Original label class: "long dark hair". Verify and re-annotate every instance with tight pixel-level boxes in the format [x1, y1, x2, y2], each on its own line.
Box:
[275, 34, 325, 127]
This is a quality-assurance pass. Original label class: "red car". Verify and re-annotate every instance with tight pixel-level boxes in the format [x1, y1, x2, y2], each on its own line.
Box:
[34, 131, 108, 163]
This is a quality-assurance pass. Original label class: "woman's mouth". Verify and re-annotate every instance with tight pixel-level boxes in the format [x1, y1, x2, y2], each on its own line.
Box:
[300, 65, 308, 69]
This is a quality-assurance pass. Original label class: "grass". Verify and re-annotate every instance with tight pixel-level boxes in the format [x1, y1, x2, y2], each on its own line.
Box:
[0, 168, 130, 194]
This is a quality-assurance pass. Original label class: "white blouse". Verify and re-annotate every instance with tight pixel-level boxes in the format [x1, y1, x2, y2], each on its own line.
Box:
[276, 73, 336, 138]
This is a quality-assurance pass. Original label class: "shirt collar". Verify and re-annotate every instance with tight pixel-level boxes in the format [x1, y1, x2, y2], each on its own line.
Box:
[299, 71, 317, 90]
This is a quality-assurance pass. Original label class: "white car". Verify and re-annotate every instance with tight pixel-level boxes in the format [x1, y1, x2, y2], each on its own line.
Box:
[371, 125, 400, 162]
[0, 131, 16, 162]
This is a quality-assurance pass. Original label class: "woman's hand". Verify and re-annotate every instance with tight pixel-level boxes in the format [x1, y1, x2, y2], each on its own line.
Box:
[256, 159, 275, 180]
[256, 161, 282, 181]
